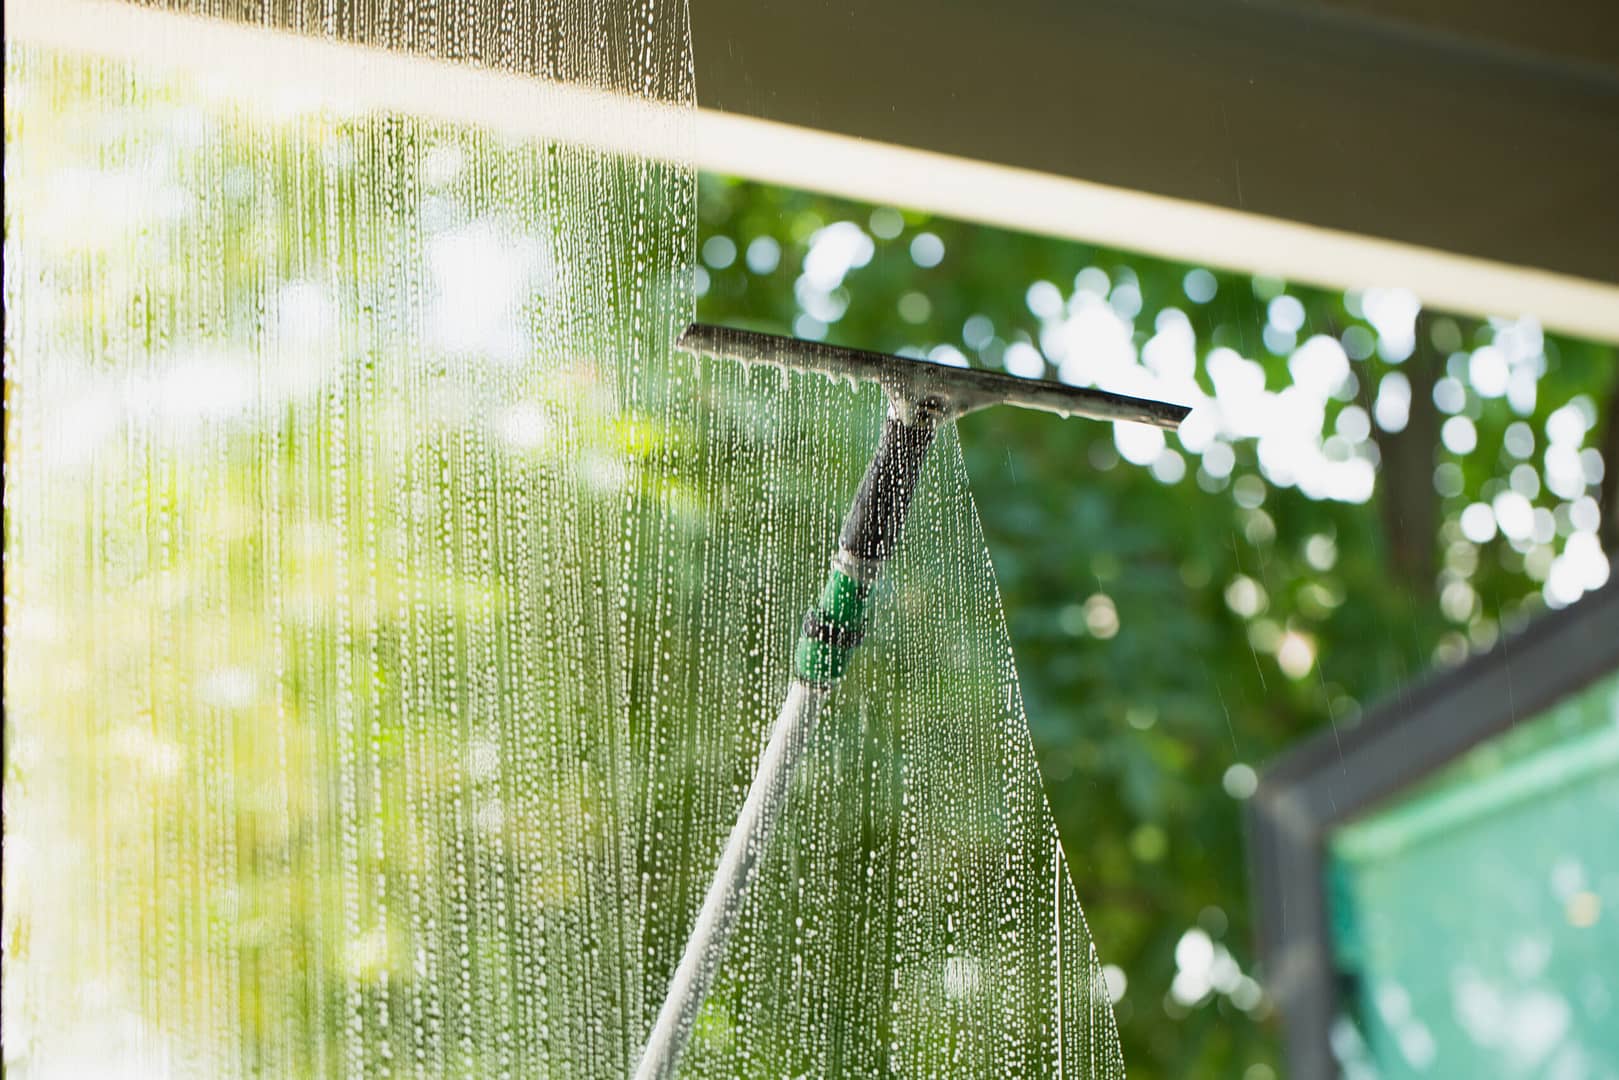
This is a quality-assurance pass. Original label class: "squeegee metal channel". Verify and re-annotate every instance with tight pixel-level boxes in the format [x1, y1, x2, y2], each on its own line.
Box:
[678, 322, 1191, 427]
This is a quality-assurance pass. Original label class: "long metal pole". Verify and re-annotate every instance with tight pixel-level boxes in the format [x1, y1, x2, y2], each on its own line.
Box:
[633, 680, 827, 1080]
[634, 408, 938, 1079]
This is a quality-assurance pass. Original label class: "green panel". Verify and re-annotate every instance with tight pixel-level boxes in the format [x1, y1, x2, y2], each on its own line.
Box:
[1328, 670, 1619, 1078]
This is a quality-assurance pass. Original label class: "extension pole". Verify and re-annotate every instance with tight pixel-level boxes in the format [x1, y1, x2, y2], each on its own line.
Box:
[634, 406, 938, 1080]
[636, 321, 1187, 1080]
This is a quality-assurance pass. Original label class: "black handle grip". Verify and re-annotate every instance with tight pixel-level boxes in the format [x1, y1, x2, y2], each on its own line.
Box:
[837, 415, 938, 563]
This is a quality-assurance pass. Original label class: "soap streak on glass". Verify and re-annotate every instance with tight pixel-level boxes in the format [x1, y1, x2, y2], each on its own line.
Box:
[3, 3, 1122, 1077]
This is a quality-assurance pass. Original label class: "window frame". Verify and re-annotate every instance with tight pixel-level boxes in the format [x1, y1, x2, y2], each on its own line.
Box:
[1246, 578, 1619, 1077]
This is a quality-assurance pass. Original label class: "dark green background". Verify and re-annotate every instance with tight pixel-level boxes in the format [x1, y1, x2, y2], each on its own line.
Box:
[693, 174, 1619, 1077]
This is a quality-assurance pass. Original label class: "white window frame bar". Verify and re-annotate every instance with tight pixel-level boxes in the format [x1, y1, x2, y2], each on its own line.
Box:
[9, 0, 1619, 345]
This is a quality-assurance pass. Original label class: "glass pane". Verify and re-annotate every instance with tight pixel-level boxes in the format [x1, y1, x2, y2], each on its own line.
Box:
[3, 9, 1120, 1077]
[1327, 671, 1619, 1077]
[688, 176, 1619, 1078]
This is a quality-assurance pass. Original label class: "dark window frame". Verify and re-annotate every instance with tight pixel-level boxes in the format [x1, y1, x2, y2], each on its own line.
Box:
[1245, 578, 1619, 1079]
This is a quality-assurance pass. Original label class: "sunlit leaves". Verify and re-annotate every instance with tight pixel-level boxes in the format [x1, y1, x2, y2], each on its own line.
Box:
[694, 177, 1616, 1078]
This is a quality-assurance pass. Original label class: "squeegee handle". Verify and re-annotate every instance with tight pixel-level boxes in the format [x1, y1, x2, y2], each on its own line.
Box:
[840, 413, 938, 561]
[634, 411, 938, 1080]
[795, 413, 938, 683]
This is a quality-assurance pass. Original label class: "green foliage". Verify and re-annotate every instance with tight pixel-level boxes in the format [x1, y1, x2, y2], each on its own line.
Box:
[8, 50, 1121, 1077]
[694, 175, 1617, 1078]
[9, 41, 1615, 1079]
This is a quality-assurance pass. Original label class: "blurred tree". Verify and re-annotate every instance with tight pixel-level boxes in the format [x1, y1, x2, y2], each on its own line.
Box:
[693, 175, 1618, 1079]
[8, 56, 1129, 1076]
[9, 50, 1615, 1075]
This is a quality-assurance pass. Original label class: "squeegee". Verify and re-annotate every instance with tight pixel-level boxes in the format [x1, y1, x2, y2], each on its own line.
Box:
[635, 323, 1189, 1079]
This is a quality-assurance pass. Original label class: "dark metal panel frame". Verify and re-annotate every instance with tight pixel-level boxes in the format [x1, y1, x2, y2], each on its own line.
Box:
[1246, 579, 1619, 1078]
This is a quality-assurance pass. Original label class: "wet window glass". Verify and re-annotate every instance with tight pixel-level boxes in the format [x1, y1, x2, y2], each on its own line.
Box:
[6, 3, 1617, 1078]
